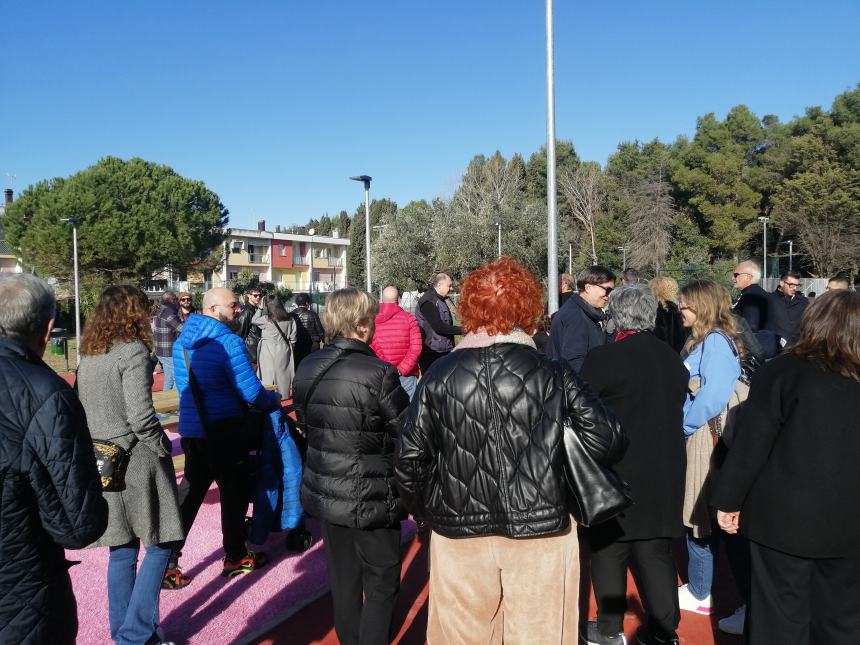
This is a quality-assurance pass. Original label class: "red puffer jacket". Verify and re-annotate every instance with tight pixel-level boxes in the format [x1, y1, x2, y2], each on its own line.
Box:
[370, 303, 422, 377]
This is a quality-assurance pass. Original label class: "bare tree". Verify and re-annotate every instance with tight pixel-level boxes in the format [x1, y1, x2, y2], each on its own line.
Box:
[627, 169, 676, 274]
[779, 207, 860, 277]
[559, 162, 603, 264]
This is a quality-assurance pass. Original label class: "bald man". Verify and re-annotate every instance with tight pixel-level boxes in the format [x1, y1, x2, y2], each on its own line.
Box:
[370, 286, 422, 399]
[827, 276, 851, 291]
[168, 287, 281, 582]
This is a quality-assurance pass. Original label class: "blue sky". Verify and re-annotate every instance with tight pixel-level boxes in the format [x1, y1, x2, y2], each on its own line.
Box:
[4, 1, 859, 230]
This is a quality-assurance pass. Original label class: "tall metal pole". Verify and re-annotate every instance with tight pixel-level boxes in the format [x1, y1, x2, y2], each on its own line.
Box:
[72, 224, 80, 365]
[568, 242, 573, 275]
[350, 175, 373, 292]
[788, 240, 793, 273]
[545, 0, 559, 314]
[308, 228, 315, 311]
[496, 222, 502, 257]
[759, 217, 769, 278]
[364, 184, 371, 292]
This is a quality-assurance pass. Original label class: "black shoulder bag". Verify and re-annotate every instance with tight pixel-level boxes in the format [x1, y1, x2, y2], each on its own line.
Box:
[560, 366, 633, 527]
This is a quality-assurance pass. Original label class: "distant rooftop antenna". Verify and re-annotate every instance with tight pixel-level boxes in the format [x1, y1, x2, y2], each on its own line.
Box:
[5, 173, 16, 189]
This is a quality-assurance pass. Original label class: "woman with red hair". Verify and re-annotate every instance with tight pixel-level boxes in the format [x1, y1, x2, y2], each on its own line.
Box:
[397, 257, 626, 644]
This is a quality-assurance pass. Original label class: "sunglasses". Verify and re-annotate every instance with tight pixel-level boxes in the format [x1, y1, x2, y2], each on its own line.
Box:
[732, 272, 752, 278]
[590, 284, 613, 296]
[179, 298, 192, 302]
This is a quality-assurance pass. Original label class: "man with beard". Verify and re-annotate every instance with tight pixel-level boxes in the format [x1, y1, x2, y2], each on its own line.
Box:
[166, 288, 281, 584]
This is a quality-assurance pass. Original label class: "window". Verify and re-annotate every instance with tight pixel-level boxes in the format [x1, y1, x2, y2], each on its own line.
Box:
[313, 247, 329, 259]
[279, 244, 286, 257]
[231, 240, 244, 252]
[229, 271, 239, 281]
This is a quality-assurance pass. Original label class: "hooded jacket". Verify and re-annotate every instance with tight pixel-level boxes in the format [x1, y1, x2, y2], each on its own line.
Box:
[172, 314, 281, 438]
[370, 303, 422, 377]
[0, 338, 108, 644]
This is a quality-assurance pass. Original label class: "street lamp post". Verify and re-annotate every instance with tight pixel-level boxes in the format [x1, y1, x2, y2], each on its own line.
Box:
[617, 246, 627, 271]
[568, 241, 574, 275]
[494, 222, 502, 257]
[786, 239, 793, 273]
[61, 217, 81, 366]
[350, 175, 372, 292]
[545, 0, 559, 315]
[308, 228, 315, 312]
[758, 216, 769, 278]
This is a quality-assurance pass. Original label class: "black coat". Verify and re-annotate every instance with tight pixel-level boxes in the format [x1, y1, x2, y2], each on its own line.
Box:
[547, 293, 607, 372]
[294, 337, 409, 529]
[653, 301, 687, 353]
[769, 290, 809, 345]
[711, 353, 860, 558]
[734, 284, 779, 357]
[237, 303, 262, 361]
[397, 341, 626, 538]
[0, 338, 108, 644]
[292, 306, 325, 367]
[580, 332, 689, 539]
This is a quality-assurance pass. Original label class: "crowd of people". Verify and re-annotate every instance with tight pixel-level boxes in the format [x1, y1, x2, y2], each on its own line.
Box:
[0, 257, 857, 645]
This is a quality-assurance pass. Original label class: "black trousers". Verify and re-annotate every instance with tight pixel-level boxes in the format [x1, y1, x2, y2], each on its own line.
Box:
[589, 536, 680, 640]
[320, 521, 402, 645]
[748, 541, 860, 645]
[173, 433, 253, 563]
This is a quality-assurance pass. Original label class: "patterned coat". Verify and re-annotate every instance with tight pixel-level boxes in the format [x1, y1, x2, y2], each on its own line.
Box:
[77, 341, 184, 547]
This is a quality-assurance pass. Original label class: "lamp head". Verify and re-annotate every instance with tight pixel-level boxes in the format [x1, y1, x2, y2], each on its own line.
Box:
[61, 217, 81, 225]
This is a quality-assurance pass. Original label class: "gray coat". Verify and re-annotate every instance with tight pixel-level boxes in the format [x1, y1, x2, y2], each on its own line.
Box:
[77, 341, 184, 547]
[253, 309, 296, 398]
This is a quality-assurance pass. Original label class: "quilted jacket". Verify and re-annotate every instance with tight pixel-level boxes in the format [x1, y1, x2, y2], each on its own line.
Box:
[370, 303, 422, 377]
[396, 338, 626, 538]
[172, 314, 281, 438]
[294, 337, 410, 529]
[0, 338, 108, 644]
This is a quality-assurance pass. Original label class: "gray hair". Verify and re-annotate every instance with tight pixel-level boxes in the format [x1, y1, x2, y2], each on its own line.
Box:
[608, 284, 657, 332]
[738, 260, 761, 283]
[0, 274, 57, 343]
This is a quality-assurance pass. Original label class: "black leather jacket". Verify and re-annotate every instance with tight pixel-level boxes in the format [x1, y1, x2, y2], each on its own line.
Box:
[397, 341, 626, 538]
[236, 303, 262, 361]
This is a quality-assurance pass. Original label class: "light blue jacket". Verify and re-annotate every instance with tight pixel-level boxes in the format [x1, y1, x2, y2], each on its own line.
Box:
[173, 314, 280, 438]
[682, 330, 741, 436]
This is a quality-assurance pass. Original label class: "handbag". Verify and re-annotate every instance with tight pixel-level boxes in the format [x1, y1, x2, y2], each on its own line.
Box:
[93, 439, 132, 492]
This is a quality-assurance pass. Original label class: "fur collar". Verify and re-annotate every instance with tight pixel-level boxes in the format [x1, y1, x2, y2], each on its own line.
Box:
[452, 328, 537, 351]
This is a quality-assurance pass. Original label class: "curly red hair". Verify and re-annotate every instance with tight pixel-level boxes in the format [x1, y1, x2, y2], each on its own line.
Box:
[80, 285, 154, 355]
[459, 256, 544, 336]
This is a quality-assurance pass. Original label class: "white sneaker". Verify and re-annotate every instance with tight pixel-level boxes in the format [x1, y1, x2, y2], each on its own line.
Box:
[718, 605, 746, 635]
[677, 583, 712, 615]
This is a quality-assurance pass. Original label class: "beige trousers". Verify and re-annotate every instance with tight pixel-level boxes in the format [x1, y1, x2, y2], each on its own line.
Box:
[426, 525, 580, 644]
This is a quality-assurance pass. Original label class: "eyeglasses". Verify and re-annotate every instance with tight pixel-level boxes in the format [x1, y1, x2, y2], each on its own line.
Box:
[213, 301, 240, 310]
[590, 284, 613, 296]
[179, 298, 192, 302]
[732, 272, 752, 278]
[248, 293, 262, 298]
[783, 282, 800, 288]
[679, 304, 696, 312]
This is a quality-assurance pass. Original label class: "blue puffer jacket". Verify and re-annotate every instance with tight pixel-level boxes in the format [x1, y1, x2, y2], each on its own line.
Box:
[173, 314, 281, 438]
[249, 409, 304, 544]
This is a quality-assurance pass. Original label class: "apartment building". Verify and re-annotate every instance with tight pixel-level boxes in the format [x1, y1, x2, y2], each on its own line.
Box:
[212, 220, 350, 292]
[0, 189, 23, 274]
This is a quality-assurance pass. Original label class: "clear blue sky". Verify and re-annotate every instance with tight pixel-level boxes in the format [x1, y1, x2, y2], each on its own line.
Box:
[4, 1, 859, 230]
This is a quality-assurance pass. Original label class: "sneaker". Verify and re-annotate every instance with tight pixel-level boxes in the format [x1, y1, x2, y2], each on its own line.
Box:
[221, 550, 268, 578]
[677, 583, 712, 615]
[580, 620, 627, 645]
[718, 605, 746, 635]
[161, 567, 191, 590]
[634, 626, 679, 645]
[286, 528, 313, 553]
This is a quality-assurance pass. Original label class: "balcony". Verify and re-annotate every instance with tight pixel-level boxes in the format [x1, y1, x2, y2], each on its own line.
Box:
[293, 256, 309, 266]
[248, 254, 270, 264]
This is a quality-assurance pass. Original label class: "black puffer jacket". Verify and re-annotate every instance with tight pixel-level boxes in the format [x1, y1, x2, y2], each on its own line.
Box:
[0, 338, 108, 644]
[292, 306, 326, 367]
[294, 337, 409, 529]
[237, 303, 262, 361]
[397, 339, 626, 538]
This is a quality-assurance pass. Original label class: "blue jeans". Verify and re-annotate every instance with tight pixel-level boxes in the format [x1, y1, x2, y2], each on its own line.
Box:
[108, 540, 172, 645]
[399, 375, 417, 400]
[686, 529, 717, 600]
[159, 355, 175, 391]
